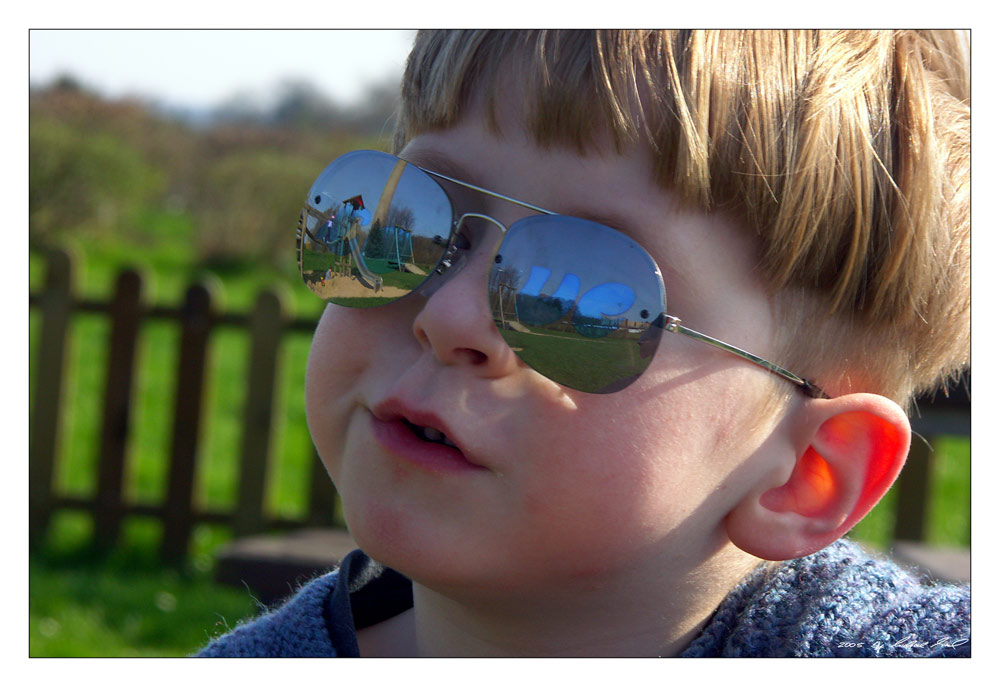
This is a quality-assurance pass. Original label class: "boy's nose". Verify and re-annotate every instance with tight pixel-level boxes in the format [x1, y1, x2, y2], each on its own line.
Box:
[411, 247, 520, 381]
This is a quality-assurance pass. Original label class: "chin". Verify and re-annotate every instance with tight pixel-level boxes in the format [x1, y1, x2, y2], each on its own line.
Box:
[342, 496, 476, 584]
[344, 506, 542, 597]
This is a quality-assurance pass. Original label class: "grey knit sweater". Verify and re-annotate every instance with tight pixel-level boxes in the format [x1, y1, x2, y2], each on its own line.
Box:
[195, 539, 970, 657]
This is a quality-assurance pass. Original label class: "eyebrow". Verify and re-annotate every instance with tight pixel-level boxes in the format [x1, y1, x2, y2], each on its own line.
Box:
[566, 208, 639, 237]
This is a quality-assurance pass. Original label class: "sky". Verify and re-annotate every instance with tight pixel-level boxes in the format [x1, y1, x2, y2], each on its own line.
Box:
[29, 30, 417, 110]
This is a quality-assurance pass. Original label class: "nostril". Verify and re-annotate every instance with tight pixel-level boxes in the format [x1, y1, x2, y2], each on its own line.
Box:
[456, 348, 488, 366]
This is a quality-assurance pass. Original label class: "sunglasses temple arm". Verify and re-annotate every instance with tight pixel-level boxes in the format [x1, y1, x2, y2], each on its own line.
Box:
[420, 166, 557, 216]
[661, 317, 829, 399]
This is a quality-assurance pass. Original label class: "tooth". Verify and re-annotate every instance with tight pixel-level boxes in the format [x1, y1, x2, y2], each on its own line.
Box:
[421, 427, 444, 442]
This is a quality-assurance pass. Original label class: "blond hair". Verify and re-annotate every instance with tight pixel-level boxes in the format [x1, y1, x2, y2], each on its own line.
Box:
[394, 30, 970, 408]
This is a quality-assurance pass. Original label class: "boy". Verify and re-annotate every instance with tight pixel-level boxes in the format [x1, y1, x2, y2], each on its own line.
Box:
[197, 30, 970, 657]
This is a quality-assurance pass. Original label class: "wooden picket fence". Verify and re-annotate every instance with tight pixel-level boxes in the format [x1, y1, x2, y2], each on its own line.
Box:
[28, 248, 970, 565]
[29, 248, 338, 562]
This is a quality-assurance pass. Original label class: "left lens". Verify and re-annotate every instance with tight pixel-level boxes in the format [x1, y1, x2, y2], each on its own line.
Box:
[298, 150, 454, 307]
[488, 216, 665, 393]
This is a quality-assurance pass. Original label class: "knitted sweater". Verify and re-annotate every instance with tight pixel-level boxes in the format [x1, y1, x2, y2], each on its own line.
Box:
[195, 539, 970, 657]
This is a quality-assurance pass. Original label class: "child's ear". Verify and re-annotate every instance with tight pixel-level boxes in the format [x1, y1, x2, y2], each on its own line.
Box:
[725, 393, 911, 561]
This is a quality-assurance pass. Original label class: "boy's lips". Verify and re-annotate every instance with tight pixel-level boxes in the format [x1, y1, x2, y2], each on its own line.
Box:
[370, 398, 488, 473]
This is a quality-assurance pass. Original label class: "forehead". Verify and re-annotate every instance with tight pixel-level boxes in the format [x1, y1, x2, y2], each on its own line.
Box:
[398, 103, 770, 335]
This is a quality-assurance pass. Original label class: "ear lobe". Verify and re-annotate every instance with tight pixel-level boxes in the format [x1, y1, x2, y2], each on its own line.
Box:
[726, 394, 911, 561]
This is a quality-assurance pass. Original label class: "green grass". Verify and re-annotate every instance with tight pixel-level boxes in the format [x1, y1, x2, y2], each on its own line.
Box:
[30, 229, 332, 657]
[30, 513, 263, 657]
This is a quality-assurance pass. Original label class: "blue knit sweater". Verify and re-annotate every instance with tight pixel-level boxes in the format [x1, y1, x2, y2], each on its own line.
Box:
[195, 539, 969, 657]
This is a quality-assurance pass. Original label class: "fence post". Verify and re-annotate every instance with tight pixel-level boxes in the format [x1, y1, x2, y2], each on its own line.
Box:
[306, 443, 337, 527]
[893, 381, 971, 544]
[894, 438, 932, 542]
[161, 282, 213, 562]
[232, 290, 285, 537]
[29, 248, 73, 545]
[94, 268, 144, 548]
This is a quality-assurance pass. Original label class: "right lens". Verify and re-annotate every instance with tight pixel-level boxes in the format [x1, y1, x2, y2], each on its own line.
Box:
[488, 216, 666, 393]
[298, 150, 455, 307]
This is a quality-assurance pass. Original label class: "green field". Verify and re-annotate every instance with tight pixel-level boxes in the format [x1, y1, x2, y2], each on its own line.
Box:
[301, 251, 429, 290]
[30, 243, 322, 518]
[30, 512, 267, 657]
[30, 242, 327, 657]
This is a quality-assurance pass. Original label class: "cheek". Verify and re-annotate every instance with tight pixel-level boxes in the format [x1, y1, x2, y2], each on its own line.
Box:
[507, 402, 701, 568]
[305, 306, 375, 476]
[306, 306, 367, 398]
[514, 383, 754, 566]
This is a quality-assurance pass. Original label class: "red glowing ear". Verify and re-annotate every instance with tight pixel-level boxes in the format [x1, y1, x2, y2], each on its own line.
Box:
[727, 395, 910, 560]
[759, 447, 836, 517]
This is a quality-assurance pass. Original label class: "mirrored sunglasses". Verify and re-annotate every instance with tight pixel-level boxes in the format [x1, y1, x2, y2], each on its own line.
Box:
[297, 149, 827, 397]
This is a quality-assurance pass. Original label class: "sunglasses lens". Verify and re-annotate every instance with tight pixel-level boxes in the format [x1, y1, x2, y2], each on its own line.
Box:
[489, 216, 666, 393]
[298, 150, 454, 306]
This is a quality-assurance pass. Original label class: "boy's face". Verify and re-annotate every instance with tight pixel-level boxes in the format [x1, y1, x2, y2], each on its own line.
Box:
[305, 96, 786, 594]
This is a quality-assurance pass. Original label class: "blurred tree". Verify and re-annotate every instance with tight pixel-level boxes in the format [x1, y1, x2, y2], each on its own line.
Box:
[269, 80, 339, 130]
[51, 73, 88, 94]
[341, 79, 400, 136]
[29, 80, 393, 268]
[192, 149, 320, 271]
[213, 77, 401, 135]
[29, 117, 166, 245]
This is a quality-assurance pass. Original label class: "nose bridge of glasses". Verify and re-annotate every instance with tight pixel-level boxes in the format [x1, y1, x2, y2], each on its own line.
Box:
[457, 212, 507, 236]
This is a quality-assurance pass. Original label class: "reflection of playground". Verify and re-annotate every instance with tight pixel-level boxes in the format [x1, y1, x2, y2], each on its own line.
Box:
[300, 157, 443, 303]
[308, 277, 411, 301]
[504, 320, 531, 333]
[502, 323, 638, 342]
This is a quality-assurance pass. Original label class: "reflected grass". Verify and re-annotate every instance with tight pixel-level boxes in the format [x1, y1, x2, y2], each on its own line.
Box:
[500, 325, 646, 393]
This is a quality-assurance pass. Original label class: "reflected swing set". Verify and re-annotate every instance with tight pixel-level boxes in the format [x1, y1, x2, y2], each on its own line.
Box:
[300, 158, 424, 296]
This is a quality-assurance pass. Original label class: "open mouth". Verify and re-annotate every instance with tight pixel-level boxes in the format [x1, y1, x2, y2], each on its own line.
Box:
[369, 398, 488, 473]
[403, 419, 459, 449]
[369, 413, 485, 474]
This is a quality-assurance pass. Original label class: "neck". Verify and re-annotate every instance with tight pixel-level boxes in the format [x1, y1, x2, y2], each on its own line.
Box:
[404, 544, 760, 658]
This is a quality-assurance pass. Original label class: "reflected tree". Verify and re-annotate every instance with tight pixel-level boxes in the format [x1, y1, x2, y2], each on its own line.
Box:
[385, 205, 416, 230]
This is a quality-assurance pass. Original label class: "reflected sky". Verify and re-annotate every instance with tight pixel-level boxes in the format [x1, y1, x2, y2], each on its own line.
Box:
[496, 216, 664, 324]
[308, 151, 453, 239]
